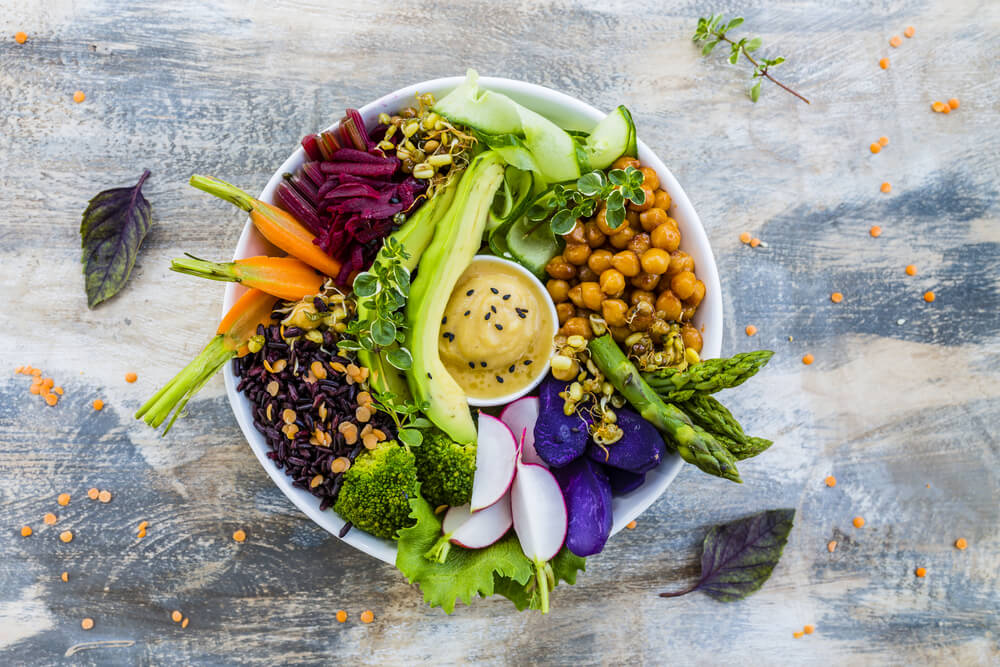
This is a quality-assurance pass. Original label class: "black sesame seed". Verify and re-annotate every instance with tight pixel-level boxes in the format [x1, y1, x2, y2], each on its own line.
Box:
[524, 359, 533, 365]
[490, 287, 499, 294]
[485, 312, 491, 321]
[509, 364, 516, 373]
[496, 375, 504, 383]
[495, 324, 503, 331]
[443, 332, 455, 342]
[503, 294, 511, 300]
[469, 361, 475, 369]
[464, 310, 471, 317]
[480, 361, 487, 368]
[491, 305, 497, 313]
[466, 289, 474, 296]
[517, 311, 527, 319]
[427, 372, 432, 379]
[441, 316, 447, 324]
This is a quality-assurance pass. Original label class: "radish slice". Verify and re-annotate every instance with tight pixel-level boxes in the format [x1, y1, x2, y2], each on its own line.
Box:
[470, 414, 518, 511]
[500, 397, 546, 467]
[511, 461, 568, 562]
[510, 458, 568, 614]
[442, 497, 513, 549]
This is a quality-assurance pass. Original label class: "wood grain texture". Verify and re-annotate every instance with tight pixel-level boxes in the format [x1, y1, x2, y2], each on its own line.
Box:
[1, 0, 998, 664]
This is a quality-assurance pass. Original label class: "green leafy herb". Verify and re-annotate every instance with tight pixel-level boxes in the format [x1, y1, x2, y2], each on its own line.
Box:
[693, 14, 809, 105]
[370, 391, 431, 447]
[527, 167, 646, 235]
[492, 547, 586, 611]
[340, 236, 413, 369]
[395, 496, 534, 614]
[80, 170, 153, 308]
[660, 509, 795, 602]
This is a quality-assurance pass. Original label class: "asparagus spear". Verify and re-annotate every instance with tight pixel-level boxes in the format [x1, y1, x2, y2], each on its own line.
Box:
[642, 350, 774, 402]
[588, 335, 741, 483]
[712, 432, 774, 461]
[680, 395, 773, 460]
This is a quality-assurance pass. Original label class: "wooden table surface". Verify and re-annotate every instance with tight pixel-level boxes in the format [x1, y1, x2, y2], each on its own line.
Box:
[2, 0, 998, 664]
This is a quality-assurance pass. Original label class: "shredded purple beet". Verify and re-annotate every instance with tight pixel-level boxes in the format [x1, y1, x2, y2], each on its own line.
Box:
[277, 108, 427, 285]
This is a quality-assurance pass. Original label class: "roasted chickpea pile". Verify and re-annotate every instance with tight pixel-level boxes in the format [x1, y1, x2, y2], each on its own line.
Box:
[544, 157, 705, 355]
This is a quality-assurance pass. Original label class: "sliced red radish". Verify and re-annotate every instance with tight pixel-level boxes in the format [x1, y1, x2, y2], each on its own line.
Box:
[470, 413, 518, 511]
[500, 397, 546, 467]
[425, 497, 513, 563]
[510, 457, 568, 614]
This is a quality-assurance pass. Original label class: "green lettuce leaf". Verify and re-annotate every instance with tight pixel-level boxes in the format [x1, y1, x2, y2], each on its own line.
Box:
[395, 497, 533, 614]
[492, 547, 587, 611]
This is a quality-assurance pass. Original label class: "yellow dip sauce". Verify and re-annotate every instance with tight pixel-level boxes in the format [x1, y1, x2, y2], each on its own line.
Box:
[438, 257, 555, 401]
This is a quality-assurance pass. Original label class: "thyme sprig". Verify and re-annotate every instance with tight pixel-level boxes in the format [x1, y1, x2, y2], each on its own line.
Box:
[693, 14, 810, 105]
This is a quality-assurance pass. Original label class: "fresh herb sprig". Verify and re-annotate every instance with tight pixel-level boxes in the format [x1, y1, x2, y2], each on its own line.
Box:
[370, 390, 431, 447]
[338, 236, 413, 370]
[693, 14, 809, 104]
[527, 166, 646, 235]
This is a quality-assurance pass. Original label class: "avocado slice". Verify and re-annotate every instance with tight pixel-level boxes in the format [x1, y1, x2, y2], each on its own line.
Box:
[405, 151, 506, 443]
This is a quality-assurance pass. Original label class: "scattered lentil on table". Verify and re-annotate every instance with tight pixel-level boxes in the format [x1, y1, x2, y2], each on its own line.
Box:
[905, 264, 917, 275]
[336, 610, 348, 623]
[915, 567, 927, 578]
[60, 530, 74, 543]
[870, 226, 882, 238]
[626, 520, 638, 530]
[125, 372, 138, 383]
[802, 354, 814, 365]
[923, 291, 935, 303]
[803, 625, 815, 635]
[57, 493, 70, 506]
[745, 325, 757, 336]
[92, 399, 104, 411]
[904, 26, 915, 38]
[827, 540, 837, 553]
[881, 182, 891, 193]
[14, 31, 28, 44]
[73, 90, 85, 103]
[825, 475, 837, 487]
[233, 529, 246, 543]
[43, 513, 57, 525]
[81, 618, 94, 631]
[889, 35, 902, 47]
[360, 610, 375, 624]
[20, 525, 32, 537]
[879, 57, 889, 69]
[172, 610, 182, 623]
[954, 538, 967, 550]
[830, 292, 843, 304]
[853, 516, 866, 528]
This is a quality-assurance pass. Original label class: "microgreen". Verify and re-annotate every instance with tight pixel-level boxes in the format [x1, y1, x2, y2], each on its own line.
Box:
[693, 14, 809, 104]
[370, 390, 431, 447]
[527, 167, 646, 235]
[338, 236, 413, 370]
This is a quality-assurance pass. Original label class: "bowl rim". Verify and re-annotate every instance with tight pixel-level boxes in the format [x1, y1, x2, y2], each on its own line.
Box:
[222, 75, 723, 565]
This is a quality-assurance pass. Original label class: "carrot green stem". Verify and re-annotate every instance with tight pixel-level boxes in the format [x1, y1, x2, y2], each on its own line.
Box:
[189, 175, 256, 212]
[134, 336, 234, 435]
[170, 255, 242, 283]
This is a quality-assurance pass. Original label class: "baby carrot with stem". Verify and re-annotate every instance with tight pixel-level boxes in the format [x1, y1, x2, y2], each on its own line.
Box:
[135, 288, 277, 434]
[170, 255, 324, 301]
[188, 175, 342, 278]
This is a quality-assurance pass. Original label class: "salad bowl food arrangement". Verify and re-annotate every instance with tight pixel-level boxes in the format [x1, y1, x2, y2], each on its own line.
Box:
[138, 72, 776, 614]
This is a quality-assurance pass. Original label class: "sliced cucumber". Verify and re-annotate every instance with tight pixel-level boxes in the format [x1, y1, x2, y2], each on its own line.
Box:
[518, 107, 580, 183]
[623, 107, 638, 158]
[488, 166, 534, 233]
[478, 132, 540, 177]
[434, 69, 522, 135]
[579, 105, 635, 171]
[505, 215, 563, 281]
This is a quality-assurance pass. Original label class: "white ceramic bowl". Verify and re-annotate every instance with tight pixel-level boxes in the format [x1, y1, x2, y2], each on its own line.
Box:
[223, 76, 723, 565]
[461, 255, 559, 409]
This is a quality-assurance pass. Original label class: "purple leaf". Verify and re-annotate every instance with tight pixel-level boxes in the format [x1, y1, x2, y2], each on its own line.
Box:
[80, 170, 153, 308]
[659, 509, 795, 602]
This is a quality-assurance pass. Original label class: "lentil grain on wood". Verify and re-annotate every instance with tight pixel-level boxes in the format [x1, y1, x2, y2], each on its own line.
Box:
[0, 0, 998, 664]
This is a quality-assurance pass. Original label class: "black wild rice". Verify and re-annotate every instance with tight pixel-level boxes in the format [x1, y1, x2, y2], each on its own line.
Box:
[234, 317, 395, 511]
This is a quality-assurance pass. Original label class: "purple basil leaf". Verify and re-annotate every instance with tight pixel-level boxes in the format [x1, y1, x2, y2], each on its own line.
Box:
[660, 508, 795, 602]
[80, 170, 153, 308]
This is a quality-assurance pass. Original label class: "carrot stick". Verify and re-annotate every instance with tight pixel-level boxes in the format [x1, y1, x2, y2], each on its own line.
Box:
[171, 255, 324, 301]
[189, 175, 342, 278]
[136, 288, 277, 434]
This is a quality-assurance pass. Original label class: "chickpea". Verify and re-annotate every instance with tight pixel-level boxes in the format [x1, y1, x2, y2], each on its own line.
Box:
[655, 290, 683, 321]
[599, 268, 626, 296]
[653, 189, 672, 210]
[628, 303, 654, 331]
[595, 205, 618, 236]
[631, 272, 660, 291]
[608, 225, 636, 249]
[686, 280, 706, 307]
[568, 284, 585, 308]
[556, 302, 575, 324]
[663, 216, 679, 233]
[580, 281, 604, 311]
[611, 250, 641, 277]
[587, 248, 614, 274]
[561, 317, 592, 339]
[670, 271, 698, 300]
[546, 256, 576, 280]
[584, 221, 606, 248]
[563, 242, 591, 266]
[577, 265, 598, 283]
[651, 223, 681, 252]
[546, 279, 570, 303]
[640, 167, 660, 191]
[601, 299, 629, 327]
[626, 210, 641, 229]
[631, 290, 656, 306]
[639, 207, 668, 232]
[612, 156, 640, 170]
[640, 248, 671, 275]
[627, 186, 654, 212]
[628, 232, 651, 255]
[681, 305, 697, 321]
[565, 221, 586, 245]
[681, 324, 703, 352]
[608, 325, 629, 342]
[667, 251, 695, 276]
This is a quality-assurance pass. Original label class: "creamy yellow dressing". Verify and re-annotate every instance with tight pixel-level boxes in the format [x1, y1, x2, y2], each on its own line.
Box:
[438, 258, 555, 400]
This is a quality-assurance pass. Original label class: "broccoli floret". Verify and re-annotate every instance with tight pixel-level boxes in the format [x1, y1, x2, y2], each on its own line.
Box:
[333, 440, 419, 539]
[412, 428, 477, 508]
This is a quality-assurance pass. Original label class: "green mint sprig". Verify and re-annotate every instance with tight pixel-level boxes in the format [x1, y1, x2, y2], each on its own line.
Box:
[693, 14, 809, 104]
[528, 166, 646, 236]
[338, 236, 413, 370]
